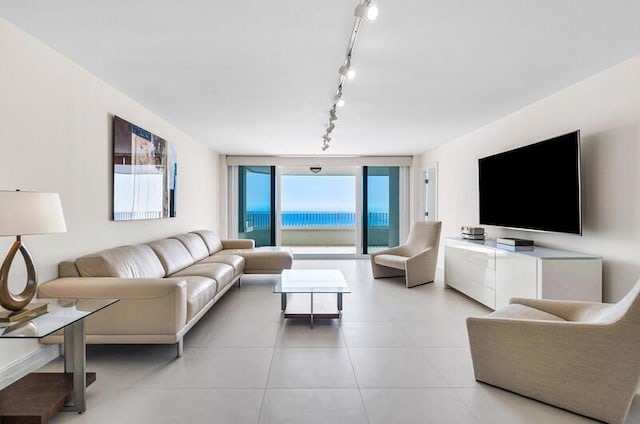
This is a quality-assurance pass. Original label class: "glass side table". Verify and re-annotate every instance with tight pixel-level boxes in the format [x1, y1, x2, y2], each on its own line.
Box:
[0, 298, 118, 422]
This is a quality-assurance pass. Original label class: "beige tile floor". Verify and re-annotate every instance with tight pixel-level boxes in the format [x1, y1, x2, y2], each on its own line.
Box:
[42, 259, 639, 424]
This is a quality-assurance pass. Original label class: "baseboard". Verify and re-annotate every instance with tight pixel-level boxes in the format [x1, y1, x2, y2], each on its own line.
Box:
[0, 344, 59, 390]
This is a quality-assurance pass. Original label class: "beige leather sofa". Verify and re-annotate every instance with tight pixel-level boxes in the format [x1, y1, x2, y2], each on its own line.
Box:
[38, 230, 292, 355]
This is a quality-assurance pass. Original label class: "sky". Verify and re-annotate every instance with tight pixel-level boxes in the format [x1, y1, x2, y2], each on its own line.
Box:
[246, 173, 389, 212]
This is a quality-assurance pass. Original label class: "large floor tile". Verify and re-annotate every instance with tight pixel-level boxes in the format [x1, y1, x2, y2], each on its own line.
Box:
[46, 387, 164, 424]
[277, 321, 345, 348]
[403, 322, 470, 347]
[267, 348, 357, 388]
[259, 389, 368, 424]
[150, 388, 264, 424]
[349, 348, 448, 388]
[201, 321, 280, 347]
[341, 322, 413, 348]
[362, 388, 478, 424]
[139, 347, 273, 389]
[423, 347, 479, 388]
[455, 385, 600, 424]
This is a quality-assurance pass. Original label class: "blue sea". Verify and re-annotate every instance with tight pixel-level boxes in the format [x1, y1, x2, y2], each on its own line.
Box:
[247, 211, 389, 227]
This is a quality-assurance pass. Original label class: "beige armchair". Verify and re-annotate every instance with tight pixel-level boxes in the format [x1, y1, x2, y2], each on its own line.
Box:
[467, 279, 640, 424]
[370, 221, 442, 288]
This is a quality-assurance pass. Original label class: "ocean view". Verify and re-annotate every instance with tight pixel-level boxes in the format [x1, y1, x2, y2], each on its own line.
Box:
[247, 211, 390, 228]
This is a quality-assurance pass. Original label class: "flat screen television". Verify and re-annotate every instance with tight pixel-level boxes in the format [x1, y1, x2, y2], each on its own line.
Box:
[478, 130, 581, 235]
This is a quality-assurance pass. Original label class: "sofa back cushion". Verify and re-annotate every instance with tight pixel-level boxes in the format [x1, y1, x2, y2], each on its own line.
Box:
[192, 230, 223, 254]
[171, 233, 209, 261]
[76, 245, 165, 278]
[59, 261, 80, 277]
[147, 238, 195, 276]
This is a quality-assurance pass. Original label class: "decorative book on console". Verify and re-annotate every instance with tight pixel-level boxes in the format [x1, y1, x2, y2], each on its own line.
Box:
[496, 237, 534, 246]
[496, 243, 535, 252]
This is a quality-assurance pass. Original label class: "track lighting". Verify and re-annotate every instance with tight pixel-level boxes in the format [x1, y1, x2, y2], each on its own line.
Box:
[354, 1, 378, 22]
[319, 0, 378, 151]
[338, 64, 356, 80]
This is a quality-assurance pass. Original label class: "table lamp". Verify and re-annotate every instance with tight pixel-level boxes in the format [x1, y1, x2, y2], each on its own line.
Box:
[0, 190, 67, 311]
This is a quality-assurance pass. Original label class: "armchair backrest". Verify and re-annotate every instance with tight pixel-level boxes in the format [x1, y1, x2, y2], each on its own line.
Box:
[404, 221, 442, 256]
[596, 278, 640, 325]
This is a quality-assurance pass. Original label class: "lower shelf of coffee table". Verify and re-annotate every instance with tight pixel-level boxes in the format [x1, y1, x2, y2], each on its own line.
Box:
[0, 372, 96, 424]
[282, 293, 342, 319]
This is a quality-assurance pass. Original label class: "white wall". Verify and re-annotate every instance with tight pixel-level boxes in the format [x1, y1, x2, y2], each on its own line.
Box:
[0, 18, 221, 374]
[423, 55, 640, 303]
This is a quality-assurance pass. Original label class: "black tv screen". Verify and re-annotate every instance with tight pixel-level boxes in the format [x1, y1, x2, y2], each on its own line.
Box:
[478, 131, 581, 235]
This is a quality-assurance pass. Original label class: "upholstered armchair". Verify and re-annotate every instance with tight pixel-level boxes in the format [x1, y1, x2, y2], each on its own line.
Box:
[370, 221, 442, 288]
[467, 279, 640, 424]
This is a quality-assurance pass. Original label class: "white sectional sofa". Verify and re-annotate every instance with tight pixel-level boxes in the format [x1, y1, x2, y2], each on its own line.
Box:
[37, 230, 293, 355]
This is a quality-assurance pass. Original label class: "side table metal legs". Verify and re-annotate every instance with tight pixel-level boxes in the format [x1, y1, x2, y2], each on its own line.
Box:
[61, 319, 86, 413]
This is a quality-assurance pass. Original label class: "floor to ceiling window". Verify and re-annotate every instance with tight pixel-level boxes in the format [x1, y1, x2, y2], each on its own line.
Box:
[229, 163, 407, 256]
[280, 167, 356, 255]
[363, 166, 400, 254]
[237, 166, 275, 247]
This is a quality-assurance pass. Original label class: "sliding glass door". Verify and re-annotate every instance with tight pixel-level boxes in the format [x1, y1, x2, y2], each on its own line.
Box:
[238, 166, 275, 247]
[363, 166, 400, 254]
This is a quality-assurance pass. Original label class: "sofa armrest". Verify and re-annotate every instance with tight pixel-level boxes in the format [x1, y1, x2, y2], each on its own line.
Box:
[222, 239, 255, 249]
[38, 277, 188, 335]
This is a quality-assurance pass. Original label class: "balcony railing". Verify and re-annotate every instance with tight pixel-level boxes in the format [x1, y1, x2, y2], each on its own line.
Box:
[245, 211, 390, 228]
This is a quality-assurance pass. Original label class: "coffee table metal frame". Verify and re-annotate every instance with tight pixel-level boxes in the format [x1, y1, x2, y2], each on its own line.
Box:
[274, 269, 350, 328]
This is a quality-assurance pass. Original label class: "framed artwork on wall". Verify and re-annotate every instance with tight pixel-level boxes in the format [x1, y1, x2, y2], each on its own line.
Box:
[112, 116, 177, 221]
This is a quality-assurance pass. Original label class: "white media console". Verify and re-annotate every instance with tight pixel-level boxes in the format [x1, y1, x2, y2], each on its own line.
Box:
[444, 237, 602, 310]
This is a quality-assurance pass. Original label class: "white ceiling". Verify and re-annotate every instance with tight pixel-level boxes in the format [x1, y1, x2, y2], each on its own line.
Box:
[1, 1, 640, 156]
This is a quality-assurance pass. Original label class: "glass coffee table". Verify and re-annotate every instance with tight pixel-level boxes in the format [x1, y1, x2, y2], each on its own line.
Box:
[274, 269, 351, 328]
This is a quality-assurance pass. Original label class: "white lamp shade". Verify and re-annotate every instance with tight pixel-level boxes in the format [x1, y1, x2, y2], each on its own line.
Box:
[0, 191, 67, 236]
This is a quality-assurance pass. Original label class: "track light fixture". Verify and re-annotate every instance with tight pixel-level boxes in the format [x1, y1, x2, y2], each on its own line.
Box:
[338, 63, 356, 80]
[319, 1, 378, 152]
[354, 0, 378, 22]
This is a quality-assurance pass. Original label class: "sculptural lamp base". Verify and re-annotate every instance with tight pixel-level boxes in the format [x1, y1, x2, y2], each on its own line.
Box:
[0, 236, 38, 311]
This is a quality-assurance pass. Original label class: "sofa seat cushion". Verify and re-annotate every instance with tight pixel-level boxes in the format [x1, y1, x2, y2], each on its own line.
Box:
[374, 254, 408, 270]
[183, 276, 217, 321]
[172, 263, 235, 291]
[76, 245, 165, 278]
[171, 233, 210, 262]
[216, 247, 293, 274]
[147, 238, 194, 276]
[488, 304, 566, 321]
[199, 254, 245, 273]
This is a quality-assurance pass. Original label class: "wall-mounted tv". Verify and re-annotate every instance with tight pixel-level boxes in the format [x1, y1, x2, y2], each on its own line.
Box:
[478, 130, 581, 235]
